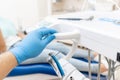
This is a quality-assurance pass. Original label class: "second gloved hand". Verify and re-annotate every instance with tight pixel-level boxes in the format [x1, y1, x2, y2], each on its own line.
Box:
[10, 28, 57, 64]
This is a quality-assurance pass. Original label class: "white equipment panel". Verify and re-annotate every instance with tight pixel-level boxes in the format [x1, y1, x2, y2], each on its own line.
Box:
[41, 14, 120, 62]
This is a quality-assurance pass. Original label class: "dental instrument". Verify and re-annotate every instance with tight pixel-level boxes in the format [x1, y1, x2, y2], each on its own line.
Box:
[58, 16, 94, 21]
[47, 28, 90, 80]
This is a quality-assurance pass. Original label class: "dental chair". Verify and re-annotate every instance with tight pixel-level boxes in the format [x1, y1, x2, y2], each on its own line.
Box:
[8, 58, 107, 80]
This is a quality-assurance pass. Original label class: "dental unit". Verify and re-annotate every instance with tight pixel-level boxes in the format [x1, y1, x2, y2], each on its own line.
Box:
[37, 13, 120, 80]
[42, 16, 120, 62]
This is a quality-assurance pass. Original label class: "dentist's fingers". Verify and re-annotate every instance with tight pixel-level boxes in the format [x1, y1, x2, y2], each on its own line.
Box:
[44, 35, 56, 44]
[37, 28, 57, 37]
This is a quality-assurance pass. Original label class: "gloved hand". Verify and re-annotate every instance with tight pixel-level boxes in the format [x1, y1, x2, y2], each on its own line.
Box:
[10, 28, 57, 64]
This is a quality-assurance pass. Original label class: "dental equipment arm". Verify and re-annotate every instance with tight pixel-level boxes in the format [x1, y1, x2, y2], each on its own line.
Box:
[48, 31, 89, 80]
[54, 31, 80, 60]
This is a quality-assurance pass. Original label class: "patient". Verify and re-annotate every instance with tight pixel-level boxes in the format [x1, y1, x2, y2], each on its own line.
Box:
[0, 18, 107, 75]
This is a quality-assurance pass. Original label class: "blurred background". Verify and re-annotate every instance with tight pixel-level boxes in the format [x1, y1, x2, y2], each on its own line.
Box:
[0, 0, 119, 30]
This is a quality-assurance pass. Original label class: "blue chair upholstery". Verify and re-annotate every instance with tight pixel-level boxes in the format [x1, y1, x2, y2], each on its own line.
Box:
[8, 58, 107, 80]
[8, 63, 56, 76]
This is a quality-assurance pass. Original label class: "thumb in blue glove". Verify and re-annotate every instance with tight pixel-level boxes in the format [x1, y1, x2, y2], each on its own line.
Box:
[10, 28, 57, 64]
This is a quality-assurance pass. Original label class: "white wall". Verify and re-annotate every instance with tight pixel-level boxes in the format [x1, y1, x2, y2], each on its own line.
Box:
[15, 0, 40, 28]
[0, 0, 18, 27]
[37, 0, 51, 19]
[0, 0, 50, 29]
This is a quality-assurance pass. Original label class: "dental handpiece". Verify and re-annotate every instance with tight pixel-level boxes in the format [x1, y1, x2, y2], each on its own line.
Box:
[54, 30, 80, 40]
[48, 23, 80, 60]
[54, 31, 80, 60]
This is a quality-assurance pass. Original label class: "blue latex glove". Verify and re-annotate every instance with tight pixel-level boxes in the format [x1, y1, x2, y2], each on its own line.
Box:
[10, 28, 57, 64]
